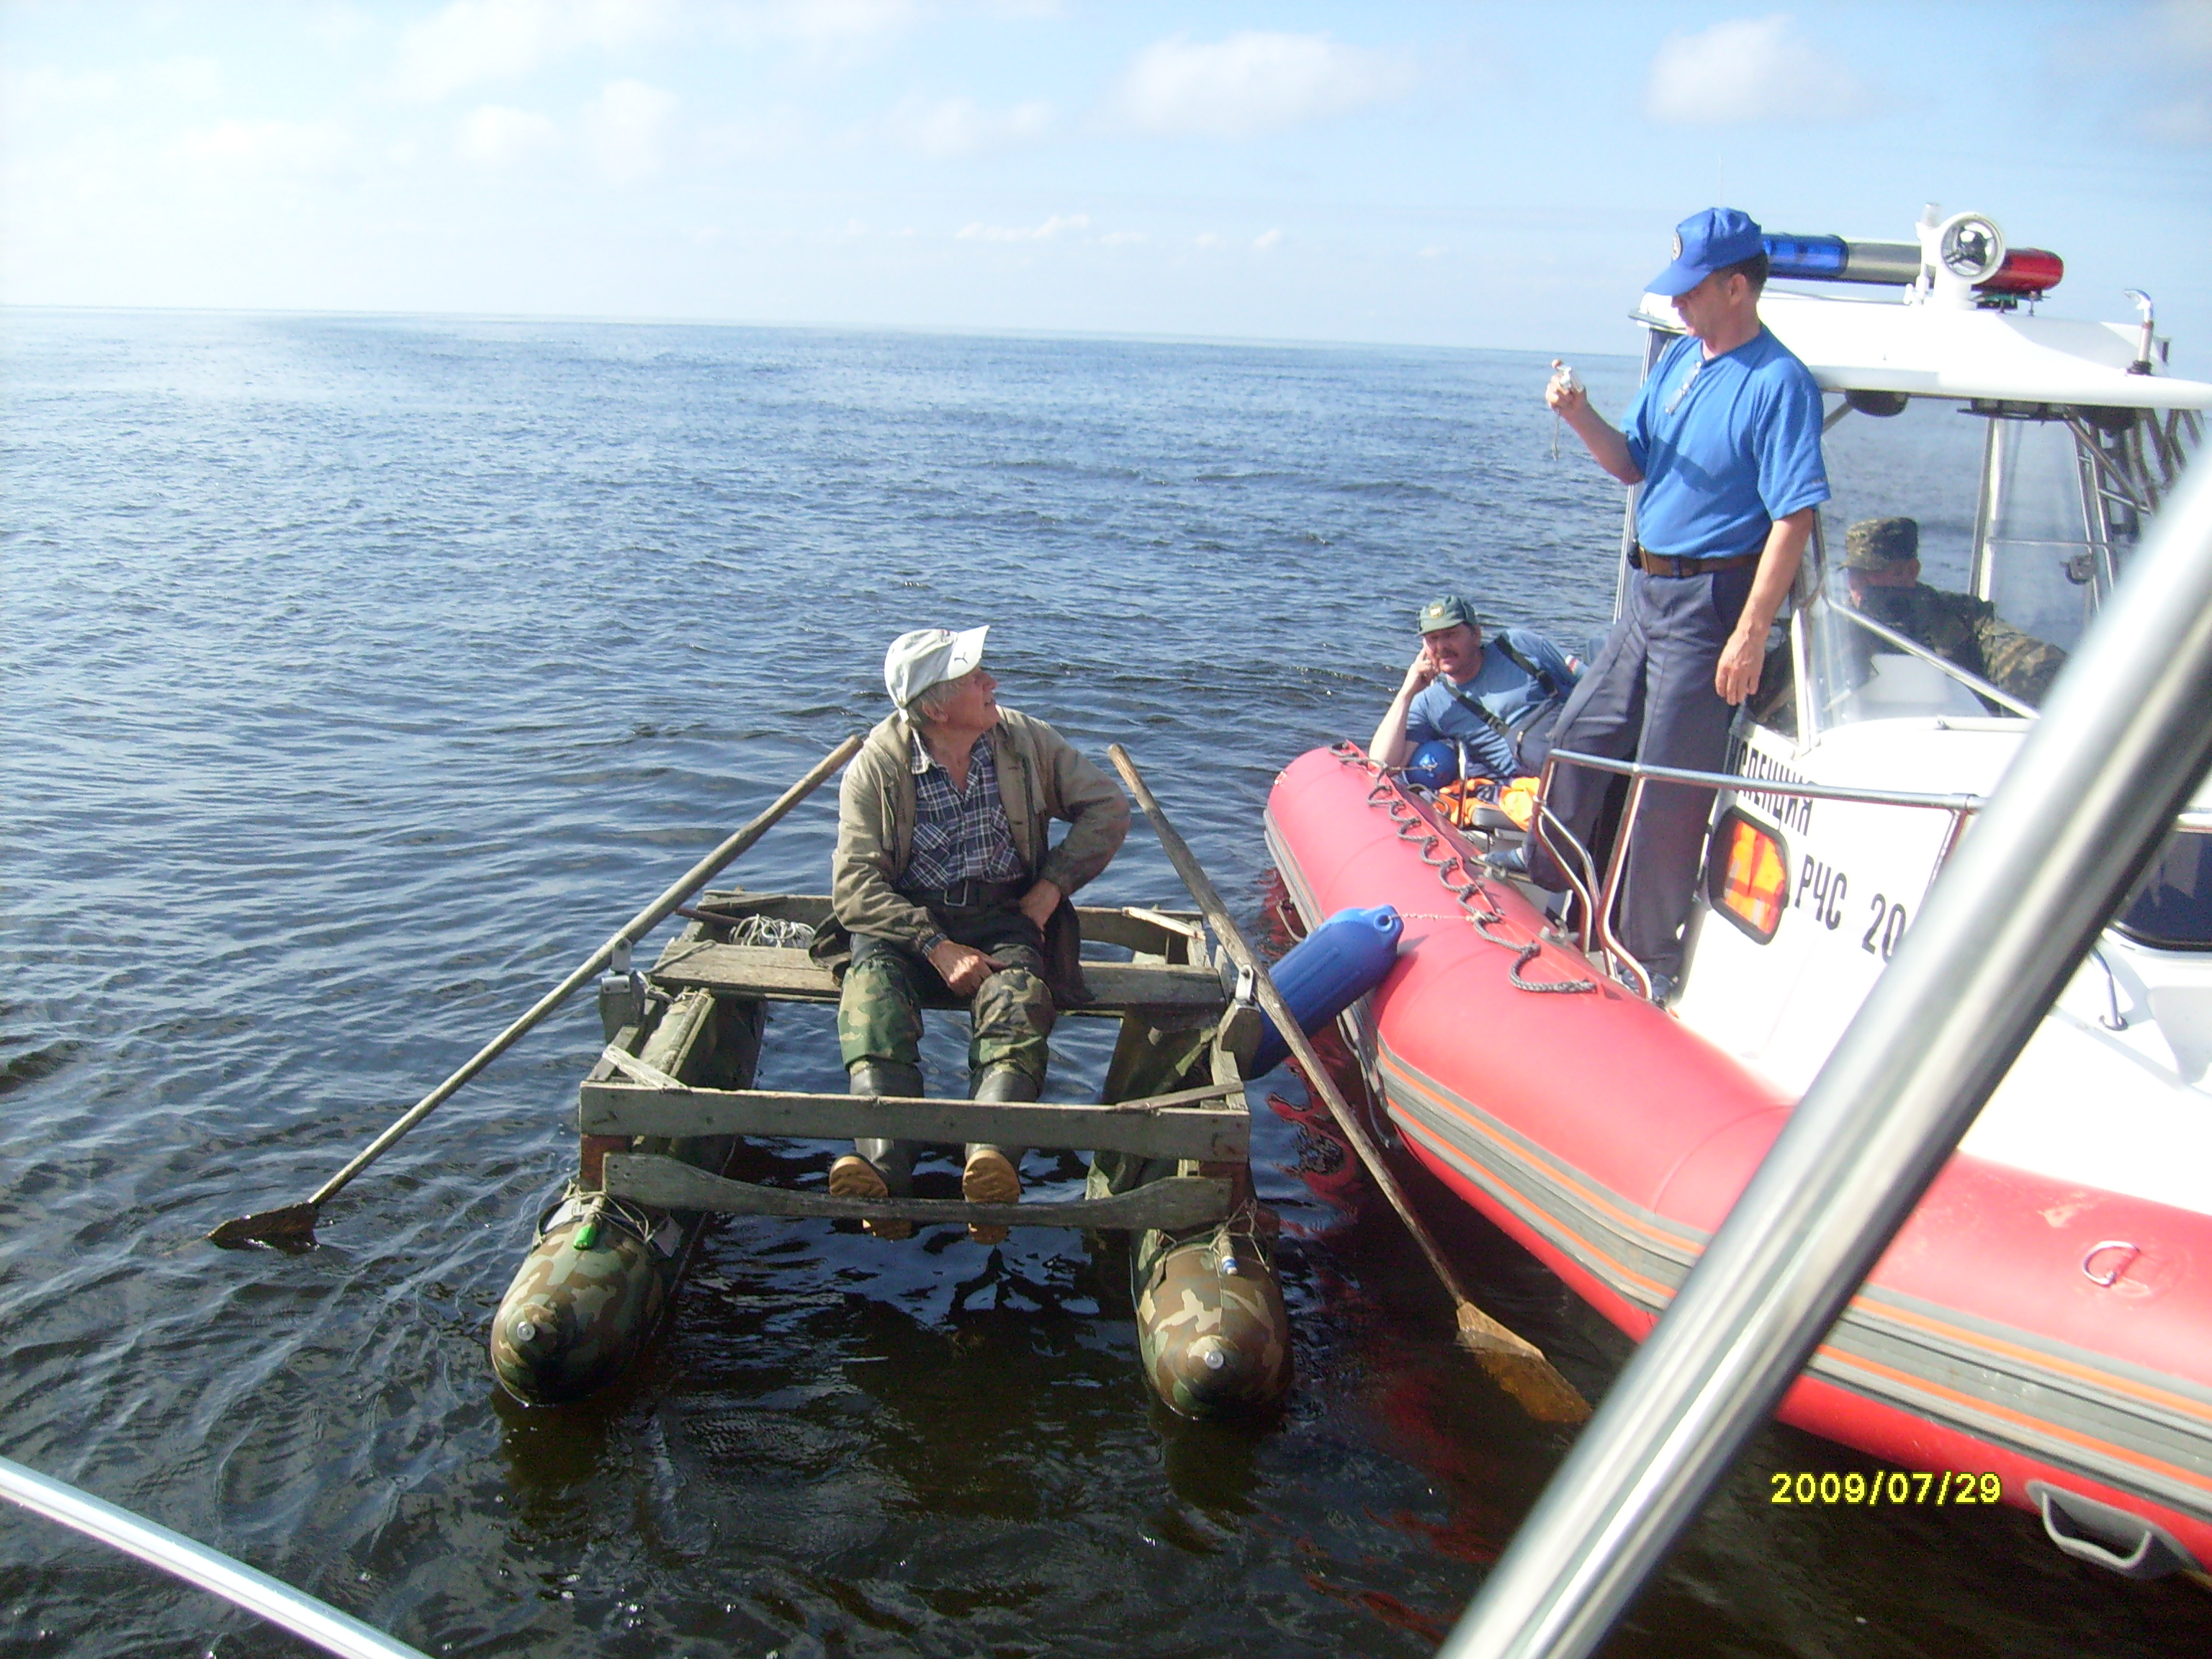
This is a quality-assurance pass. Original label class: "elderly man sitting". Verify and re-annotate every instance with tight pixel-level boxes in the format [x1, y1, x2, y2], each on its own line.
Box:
[824, 624, 1130, 1244]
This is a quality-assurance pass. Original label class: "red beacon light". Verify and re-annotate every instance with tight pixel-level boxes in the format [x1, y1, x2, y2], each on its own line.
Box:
[1976, 246, 2064, 298]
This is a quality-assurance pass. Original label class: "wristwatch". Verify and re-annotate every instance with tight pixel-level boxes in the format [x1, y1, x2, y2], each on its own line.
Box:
[917, 928, 948, 957]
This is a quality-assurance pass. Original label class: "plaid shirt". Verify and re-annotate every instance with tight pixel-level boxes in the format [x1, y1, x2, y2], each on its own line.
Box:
[902, 732, 1026, 891]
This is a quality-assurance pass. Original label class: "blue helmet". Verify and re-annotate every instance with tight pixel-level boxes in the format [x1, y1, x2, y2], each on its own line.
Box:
[1403, 739, 1460, 791]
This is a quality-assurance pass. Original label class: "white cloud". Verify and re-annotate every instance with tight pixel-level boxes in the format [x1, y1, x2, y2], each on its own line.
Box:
[2, 58, 221, 128]
[459, 104, 561, 167]
[955, 212, 1088, 241]
[583, 77, 679, 180]
[741, 0, 917, 45]
[1643, 14, 1874, 126]
[397, 0, 677, 100]
[1100, 229, 1147, 246]
[1115, 31, 1417, 140]
[884, 95, 1055, 158]
[169, 117, 359, 184]
[1253, 228, 1282, 251]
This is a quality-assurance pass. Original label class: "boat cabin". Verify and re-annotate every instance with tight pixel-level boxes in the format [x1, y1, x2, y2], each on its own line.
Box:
[1560, 208, 2211, 1202]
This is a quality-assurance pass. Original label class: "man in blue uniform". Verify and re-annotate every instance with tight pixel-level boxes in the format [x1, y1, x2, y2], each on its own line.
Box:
[1370, 593, 1579, 779]
[1534, 207, 1830, 1000]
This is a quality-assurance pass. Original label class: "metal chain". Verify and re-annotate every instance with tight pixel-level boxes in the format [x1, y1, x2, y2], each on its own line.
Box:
[1327, 742, 1595, 994]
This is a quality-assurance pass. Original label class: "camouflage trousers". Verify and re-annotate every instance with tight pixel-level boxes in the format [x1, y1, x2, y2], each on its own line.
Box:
[836, 924, 1057, 1089]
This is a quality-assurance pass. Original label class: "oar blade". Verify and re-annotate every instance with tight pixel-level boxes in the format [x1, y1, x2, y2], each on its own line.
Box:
[1457, 1305, 1592, 1423]
[207, 1204, 320, 1250]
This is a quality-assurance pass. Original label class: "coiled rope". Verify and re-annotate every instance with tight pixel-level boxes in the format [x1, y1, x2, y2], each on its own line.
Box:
[1327, 741, 1595, 994]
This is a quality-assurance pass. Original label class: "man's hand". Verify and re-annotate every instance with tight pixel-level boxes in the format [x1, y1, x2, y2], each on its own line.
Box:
[1399, 644, 1439, 696]
[1545, 359, 1588, 419]
[1017, 878, 1063, 931]
[929, 938, 1000, 997]
[1716, 628, 1766, 705]
[1545, 359, 1642, 485]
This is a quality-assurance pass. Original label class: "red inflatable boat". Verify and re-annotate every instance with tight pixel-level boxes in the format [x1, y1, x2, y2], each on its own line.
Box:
[1267, 742, 2212, 1578]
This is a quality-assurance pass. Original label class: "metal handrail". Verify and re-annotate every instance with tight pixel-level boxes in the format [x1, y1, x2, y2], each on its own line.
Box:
[0, 1455, 433, 1659]
[1545, 748, 1986, 814]
[1530, 747, 1985, 981]
[1439, 457, 2212, 1658]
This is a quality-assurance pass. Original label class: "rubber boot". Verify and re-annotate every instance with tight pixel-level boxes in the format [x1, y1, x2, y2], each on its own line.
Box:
[963, 1065, 1034, 1246]
[831, 1061, 923, 1241]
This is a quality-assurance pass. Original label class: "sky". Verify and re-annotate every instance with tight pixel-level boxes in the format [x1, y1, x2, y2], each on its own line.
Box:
[4, 1, 2210, 365]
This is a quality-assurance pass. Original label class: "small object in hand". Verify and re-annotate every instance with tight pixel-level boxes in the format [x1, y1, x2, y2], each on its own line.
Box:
[1549, 360, 1582, 460]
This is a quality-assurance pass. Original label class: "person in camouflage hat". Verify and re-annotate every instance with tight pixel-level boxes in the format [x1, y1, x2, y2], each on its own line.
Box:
[824, 624, 1129, 1245]
[1841, 516, 2069, 707]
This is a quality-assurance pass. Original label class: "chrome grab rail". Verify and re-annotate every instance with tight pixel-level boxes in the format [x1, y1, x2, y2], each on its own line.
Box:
[1440, 461, 2212, 1658]
[0, 1455, 432, 1659]
[1529, 748, 1987, 985]
[1542, 749, 1985, 813]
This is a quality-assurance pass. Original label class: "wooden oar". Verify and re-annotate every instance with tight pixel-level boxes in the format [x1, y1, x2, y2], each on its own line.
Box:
[209, 734, 864, 1249]
[1107, 745, 1592, 1425]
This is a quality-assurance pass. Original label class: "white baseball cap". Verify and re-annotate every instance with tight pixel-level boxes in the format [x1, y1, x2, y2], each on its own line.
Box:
[884, 625, 989, 708]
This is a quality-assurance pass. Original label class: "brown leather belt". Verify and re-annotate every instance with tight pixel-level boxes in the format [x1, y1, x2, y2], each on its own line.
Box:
[1633, 544, 1763, 577]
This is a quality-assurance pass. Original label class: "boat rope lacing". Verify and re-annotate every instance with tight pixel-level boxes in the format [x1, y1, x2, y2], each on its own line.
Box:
[1326, 741, 1595, 994]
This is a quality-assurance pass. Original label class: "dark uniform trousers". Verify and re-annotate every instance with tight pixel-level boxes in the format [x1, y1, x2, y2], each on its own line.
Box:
[1529, 561, 1755, 981]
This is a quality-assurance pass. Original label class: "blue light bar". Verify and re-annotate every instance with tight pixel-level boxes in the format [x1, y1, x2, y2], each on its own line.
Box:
[1762, 234, 1924, 287]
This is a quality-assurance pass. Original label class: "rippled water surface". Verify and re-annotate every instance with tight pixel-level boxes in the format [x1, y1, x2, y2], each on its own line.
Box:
[3, 310, 2204, 1657]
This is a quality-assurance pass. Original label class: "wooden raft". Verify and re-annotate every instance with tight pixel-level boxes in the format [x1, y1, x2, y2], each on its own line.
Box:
[588, 892, 1253, 1231]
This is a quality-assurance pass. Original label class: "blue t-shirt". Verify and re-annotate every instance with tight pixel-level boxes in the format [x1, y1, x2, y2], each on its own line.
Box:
[1624, 326, 1830, 559]
[1403, 628, 1579, 778]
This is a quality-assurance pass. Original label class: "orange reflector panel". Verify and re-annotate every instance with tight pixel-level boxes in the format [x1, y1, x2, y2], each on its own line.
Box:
[1707, 809, 1789, 943]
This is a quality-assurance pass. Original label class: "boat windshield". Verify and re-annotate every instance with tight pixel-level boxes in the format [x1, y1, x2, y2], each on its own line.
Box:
[1793, 397, 2114, 732]
[2115, 827, 2212, 951]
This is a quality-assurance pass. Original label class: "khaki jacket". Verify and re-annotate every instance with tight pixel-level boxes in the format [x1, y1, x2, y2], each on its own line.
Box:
[829, 706, 1130, 951]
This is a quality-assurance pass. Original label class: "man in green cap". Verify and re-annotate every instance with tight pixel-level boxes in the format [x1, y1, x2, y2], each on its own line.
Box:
[1841, 516, 2068, 707]
[1370, 594, 1579, 780]
[820, 624, 1129, 1246]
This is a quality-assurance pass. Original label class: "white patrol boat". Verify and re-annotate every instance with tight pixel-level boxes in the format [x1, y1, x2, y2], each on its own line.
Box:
[1265, 207, 2212, 1585]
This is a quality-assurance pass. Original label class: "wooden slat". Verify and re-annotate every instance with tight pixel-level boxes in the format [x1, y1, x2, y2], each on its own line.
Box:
[603, 1154, 1233, 1231]
[580, 1080, 1249, 1159]
[685, 892, 1207, 959]
[646, 941, 1226, 1014]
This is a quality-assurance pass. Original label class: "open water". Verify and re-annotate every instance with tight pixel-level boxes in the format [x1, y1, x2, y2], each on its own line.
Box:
[3, 310, 2204, 1658]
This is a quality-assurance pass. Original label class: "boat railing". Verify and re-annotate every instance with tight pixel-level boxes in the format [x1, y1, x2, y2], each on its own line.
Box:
[0, 1455, 433, 1659]
[1531, 750, 1987, 994]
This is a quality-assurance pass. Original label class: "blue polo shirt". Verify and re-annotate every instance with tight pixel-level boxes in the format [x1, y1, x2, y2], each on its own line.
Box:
[1624, 326, 1829, 559]
[1403, 628, 1578, 778]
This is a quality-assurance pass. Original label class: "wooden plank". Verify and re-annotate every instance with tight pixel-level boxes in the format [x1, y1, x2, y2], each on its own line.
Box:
[603, 1154, 1233, 1231]
[646, 941, 1226, 1014]
[686, 892, 1207, 959]
[580, 1081, 1249, 1160]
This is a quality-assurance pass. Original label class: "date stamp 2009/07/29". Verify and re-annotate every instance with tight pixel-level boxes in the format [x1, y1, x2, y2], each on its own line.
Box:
[1771, 1470, 2002, 1506]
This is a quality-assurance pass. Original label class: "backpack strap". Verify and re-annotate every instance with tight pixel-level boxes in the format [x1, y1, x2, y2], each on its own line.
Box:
[1436, 675, 1518, 745]
[1491, 633, 1567, 701]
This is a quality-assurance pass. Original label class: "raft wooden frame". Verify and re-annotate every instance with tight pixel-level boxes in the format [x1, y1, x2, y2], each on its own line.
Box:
[584, 1079, 1248, 1160]
[587, 890, 1255, 1231]
[604, 1156, 1233, 1230]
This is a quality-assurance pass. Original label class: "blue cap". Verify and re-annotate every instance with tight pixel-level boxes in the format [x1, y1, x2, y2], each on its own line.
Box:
[1647, 207, 1765, 297]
